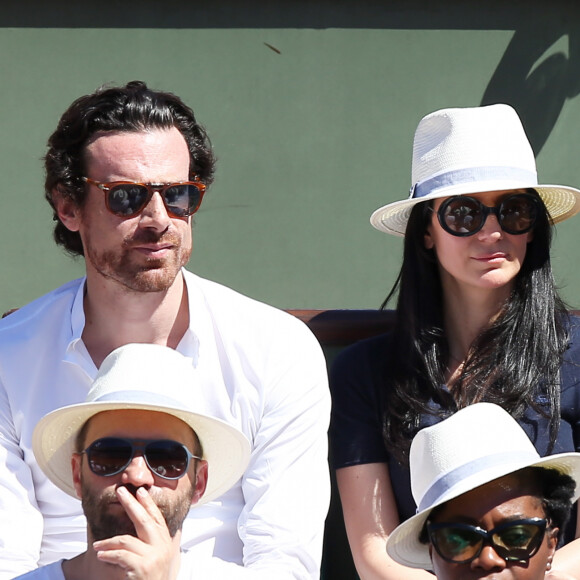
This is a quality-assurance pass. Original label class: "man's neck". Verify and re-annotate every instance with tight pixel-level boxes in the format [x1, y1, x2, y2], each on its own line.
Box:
[81, 271, 190, 368]
[61, 551, 119, 580]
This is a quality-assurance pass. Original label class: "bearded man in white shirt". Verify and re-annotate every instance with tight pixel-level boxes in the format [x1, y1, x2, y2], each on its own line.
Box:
[0, 81, 330, 579]
[16, 344, 251, 580]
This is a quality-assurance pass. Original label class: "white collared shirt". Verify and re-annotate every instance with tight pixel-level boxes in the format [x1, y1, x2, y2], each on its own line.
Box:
[0, 270, 330, 579]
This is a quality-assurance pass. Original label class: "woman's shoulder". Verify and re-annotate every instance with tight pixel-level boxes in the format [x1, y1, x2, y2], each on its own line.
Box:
[559, 315, 580, 393]
[331, 331, 395, 373]
[563, 314, 580, 358]
[567, 314, 580, 339]
[329, 332, 397, 404]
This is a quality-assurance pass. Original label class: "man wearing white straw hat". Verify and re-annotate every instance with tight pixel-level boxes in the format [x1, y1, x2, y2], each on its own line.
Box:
[386, 403, 580, 580]
[16, 343, 251, 579]
[0, 82, 330, 579]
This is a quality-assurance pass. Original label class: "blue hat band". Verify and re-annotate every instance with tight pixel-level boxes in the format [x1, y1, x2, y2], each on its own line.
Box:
[418, 450, 539, 512]
[411, 166, 537, 199]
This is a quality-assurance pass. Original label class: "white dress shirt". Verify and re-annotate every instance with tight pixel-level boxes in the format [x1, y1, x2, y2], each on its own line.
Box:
[0, 270, 330, 579]
[14, 553, 203, 579]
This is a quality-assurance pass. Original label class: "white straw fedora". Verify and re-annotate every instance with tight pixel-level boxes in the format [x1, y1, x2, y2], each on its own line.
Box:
[386, 402, 580, 569]
[371, 104, 580, 236]
[33, 343, 251, 505]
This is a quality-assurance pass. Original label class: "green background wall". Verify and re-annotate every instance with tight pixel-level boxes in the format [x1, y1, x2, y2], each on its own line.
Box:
[1, 1, 579, 314]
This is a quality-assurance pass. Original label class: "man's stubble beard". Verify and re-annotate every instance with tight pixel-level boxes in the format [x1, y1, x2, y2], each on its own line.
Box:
[82, 482, 195, 542]
[83, 228, 192, 293]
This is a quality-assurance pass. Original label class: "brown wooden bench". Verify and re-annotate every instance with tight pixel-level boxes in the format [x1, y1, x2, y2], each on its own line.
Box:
[287, 309, 396, 346]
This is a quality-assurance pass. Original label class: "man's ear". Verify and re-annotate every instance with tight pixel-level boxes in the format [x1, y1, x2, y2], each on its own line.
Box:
[191, 460, 209, 506]
[52, 187, 81, 232]
[71, 453, 83, 500]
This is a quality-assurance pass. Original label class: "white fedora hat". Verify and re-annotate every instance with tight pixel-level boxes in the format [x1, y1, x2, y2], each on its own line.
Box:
[33, 343, 251, 505]
[386, 402, 580, 569]
[371, 104, 580, 236]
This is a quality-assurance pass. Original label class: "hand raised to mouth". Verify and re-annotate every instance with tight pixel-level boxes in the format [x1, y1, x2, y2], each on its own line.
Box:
[92, 486, 181, 580]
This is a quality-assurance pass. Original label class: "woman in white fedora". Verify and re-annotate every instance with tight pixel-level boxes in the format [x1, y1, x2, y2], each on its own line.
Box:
[386, 403, 580, 580]
[329, 104, 580, 579]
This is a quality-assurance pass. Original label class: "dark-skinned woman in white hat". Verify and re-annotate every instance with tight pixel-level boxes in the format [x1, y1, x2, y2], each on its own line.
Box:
[386, 403, 580, 580]
[329, 104, 580, 579]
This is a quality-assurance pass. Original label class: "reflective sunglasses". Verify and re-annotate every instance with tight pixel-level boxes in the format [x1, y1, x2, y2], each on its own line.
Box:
[82, 437, 201, 480]
[427, 518, 548, 564]
[436, 193, 539, 237]
[82, 177, 206, 218]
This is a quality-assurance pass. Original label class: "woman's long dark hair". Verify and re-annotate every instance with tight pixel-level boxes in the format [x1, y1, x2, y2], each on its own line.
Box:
[381, 190, 570, 463]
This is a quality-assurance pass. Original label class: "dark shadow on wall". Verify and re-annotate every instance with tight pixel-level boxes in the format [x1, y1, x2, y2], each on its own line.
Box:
[0, 0, 576, 29]
[481, 5, 580, 155]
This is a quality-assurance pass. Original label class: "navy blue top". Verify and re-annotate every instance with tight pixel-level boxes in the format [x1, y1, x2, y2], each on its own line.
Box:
[329, 317, 580, 542]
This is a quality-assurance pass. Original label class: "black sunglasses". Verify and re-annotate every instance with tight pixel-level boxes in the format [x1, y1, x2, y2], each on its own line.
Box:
[427, 518, 548, 565]
[83, 177, 206, 218]
[82, 437, 201, 480]
[437, 193, 539, 237]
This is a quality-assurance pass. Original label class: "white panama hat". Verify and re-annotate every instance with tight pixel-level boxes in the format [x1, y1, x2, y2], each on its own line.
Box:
[386, 402, 580, 570]
[371, 104, 580, 236]
[33, 343, 251, 505]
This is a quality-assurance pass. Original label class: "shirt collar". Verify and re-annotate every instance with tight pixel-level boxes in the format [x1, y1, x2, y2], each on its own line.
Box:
[70, 277, 87, 338]
[65, 278, 97, 377]
[64, 270, 204, 370]
[176, 269, 205, 366]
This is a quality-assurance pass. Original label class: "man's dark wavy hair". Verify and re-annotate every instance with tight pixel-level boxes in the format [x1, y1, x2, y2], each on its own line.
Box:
[44, 80, 216, 256]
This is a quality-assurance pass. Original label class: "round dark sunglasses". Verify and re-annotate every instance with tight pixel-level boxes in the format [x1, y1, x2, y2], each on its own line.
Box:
[83, 177, 206, 218]
[82, 437, 202, 480]
[427, 518, 548, 565]
[437, 193, 539, 237]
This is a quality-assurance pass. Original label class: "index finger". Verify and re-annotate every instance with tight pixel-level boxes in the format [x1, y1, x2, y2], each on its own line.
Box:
[116, 486, 169, 541]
